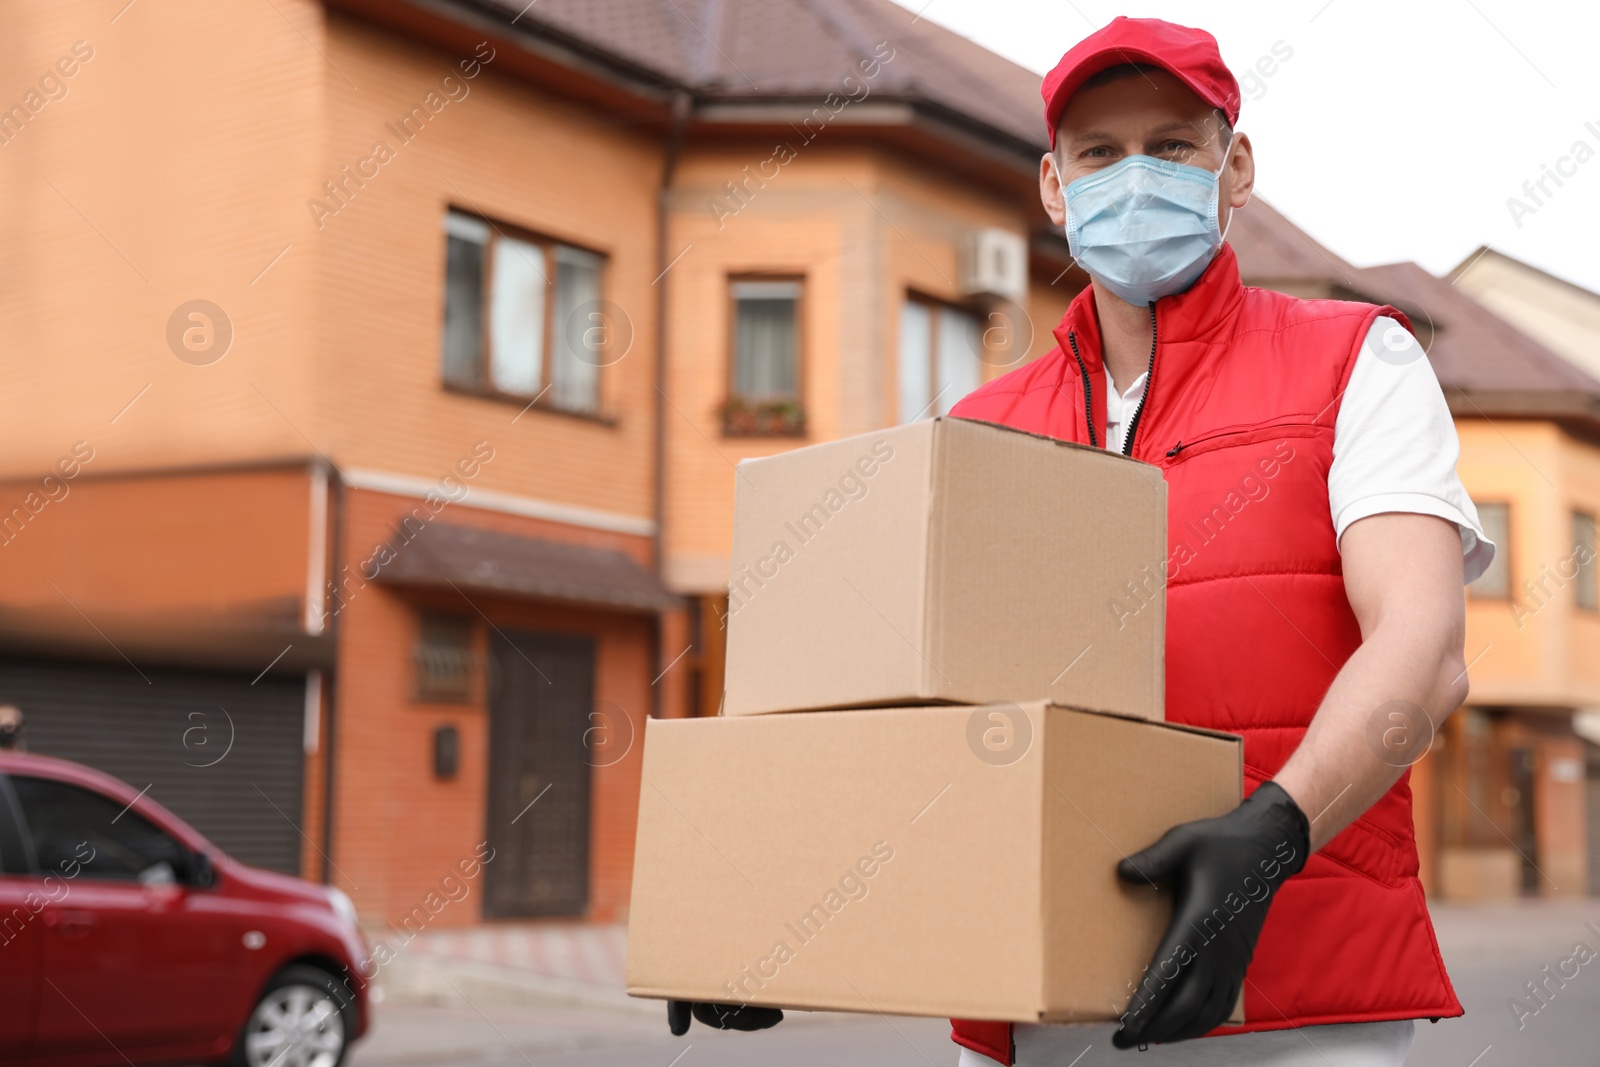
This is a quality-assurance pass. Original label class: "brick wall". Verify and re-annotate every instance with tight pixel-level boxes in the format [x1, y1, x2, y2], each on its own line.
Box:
[329, 484, 654, 926]
[315, 14, 659, 522]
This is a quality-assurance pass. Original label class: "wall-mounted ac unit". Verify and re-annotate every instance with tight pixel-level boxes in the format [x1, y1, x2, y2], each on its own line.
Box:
[960, 227, 1028, 303]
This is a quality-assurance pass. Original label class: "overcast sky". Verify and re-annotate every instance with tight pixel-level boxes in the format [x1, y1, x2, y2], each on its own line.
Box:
[889, 0, 1600, 293]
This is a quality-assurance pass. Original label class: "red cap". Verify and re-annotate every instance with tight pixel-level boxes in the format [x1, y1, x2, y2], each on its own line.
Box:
[1042, 17, 1240, 148]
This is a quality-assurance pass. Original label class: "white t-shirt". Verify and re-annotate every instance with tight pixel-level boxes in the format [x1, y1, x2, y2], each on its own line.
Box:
[992, 319, 1490, 1067]
[958, 1019, 1415, 1067]
[1105, 317, 1493, 583]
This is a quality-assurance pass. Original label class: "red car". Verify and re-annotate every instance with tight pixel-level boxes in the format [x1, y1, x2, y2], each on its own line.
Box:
[0, 750, 371, 1066]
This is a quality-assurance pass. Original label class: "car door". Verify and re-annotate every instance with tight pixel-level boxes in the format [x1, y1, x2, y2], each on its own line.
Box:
[0, 774, 42, 1062]
[12, 774, 239, 1060]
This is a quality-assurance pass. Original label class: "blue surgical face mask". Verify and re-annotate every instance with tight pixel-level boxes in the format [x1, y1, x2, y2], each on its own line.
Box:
[1063, 138, 1239, 307]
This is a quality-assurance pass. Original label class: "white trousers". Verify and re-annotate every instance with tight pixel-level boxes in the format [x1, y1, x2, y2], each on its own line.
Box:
[957, 1020, 1415, 1066]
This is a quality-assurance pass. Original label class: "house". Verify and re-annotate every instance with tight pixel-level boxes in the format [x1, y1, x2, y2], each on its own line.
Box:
[0, 0, 1071, 928]
[1448, 247, 1600, 898]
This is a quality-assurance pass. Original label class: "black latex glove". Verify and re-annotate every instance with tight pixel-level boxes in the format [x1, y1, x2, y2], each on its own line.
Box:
[667, 1000, 783, 1036]
[1112, 780, 1310, 1049]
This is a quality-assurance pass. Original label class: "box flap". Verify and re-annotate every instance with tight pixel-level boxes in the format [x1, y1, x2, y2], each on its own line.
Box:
[1051, 702, 1243, 745]
[723, 423, 937, 715]
[924, 417, 1167, 720]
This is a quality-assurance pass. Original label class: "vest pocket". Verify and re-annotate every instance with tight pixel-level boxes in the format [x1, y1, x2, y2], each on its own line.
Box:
[1161, 420, 1326, 466]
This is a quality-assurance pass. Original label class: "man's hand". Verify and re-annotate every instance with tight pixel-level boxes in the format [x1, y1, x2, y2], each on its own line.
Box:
[666, 1000, 783, 1036]
[1112, 780, 1309, 1049]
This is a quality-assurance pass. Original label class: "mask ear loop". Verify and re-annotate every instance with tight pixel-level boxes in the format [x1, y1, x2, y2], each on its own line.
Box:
[1214, 130, 1249, 245]
[1057, 153, 1090, 277]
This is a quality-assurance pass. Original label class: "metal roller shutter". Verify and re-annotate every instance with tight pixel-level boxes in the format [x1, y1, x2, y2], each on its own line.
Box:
[0, 657, 307, 875]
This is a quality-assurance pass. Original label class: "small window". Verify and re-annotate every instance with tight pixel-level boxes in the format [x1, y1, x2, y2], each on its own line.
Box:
[724, 279, 804, 436]
[12, 776, 191, 884]
[413, 612, 475, 704]
[899, 297, 982, 422]
[440, 209, 604, 416]
[1470, 502, 1511, 599]
[1574, 512, 1597, 611]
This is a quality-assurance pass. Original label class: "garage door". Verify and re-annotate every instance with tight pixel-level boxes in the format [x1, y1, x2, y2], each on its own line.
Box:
[0, 657, 307, 875]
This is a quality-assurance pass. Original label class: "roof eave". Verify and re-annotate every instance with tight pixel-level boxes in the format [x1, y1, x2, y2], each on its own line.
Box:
[327, 0, 685, 119]
[1445, 388, 1600, 442]
[693, 96, 1042, 177]
[328, 0, 1047, 176]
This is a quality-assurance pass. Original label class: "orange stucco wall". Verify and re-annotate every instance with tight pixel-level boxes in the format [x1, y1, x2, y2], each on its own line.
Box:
[314, 14, 659, 524]
[0, 465, 311, 622]
[661, 140, 1053, 593]
[0, 0, 324, 478]
[1458, 419, 1600, 708]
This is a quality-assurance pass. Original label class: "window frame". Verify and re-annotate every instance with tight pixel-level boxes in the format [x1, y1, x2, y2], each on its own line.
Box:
[898, 291, 987, 424]
[440, 208, 614, 424]
[1468, 499, 1513, 601]
[412, 610, 478, 705]
[1573, 510, 1597, 613]
[723, 273, 806, 438]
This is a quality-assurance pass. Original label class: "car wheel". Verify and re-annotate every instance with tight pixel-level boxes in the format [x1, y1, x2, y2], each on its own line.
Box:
[231, 964, 355, 1067]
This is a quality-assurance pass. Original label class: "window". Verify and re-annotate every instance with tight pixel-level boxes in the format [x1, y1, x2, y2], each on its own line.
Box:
[1470, 501, 1511, 599]
[899, 297, 982, 422]
[724, 279, 803, 435]
[413, 611, 475, 703]
[1574, 511, 1597, 611]
[440, 210, 605, 415]
[12, 776, 192, 884]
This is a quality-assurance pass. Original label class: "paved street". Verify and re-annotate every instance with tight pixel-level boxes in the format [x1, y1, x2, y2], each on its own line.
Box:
[1406, 900, 1600, 1067]
[346, 899, 1600, 1066]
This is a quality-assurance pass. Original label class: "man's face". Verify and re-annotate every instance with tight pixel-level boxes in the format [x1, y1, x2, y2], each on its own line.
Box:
[1040, 67, 1254, 229]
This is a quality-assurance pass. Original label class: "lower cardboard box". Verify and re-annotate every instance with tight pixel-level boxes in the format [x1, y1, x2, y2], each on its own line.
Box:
[626, 701, 1244, 1025]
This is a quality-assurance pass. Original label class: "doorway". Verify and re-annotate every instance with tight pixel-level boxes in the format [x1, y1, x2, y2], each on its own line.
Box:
[483, 629, 595, 918]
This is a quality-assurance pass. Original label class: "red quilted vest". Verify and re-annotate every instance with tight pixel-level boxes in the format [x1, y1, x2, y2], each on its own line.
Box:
[946, 245, 1461, 1064]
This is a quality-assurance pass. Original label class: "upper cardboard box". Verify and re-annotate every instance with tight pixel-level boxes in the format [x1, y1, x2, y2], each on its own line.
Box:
[626, 702, 1243, 1023]
[723, 417, 1168, 719]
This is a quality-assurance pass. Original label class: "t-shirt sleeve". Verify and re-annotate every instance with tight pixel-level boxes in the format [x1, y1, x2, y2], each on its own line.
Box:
[1329, 317, 1496, 585]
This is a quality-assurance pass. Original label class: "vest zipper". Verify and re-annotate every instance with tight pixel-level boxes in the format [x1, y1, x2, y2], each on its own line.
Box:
[1121, 303, 1159, 457]
[1165, 420, 1325, 462]
[1066, 330, 1098, 449]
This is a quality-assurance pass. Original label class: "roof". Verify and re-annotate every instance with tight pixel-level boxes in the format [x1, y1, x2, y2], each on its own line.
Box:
[1355, 261, 1600, 395]
[460, 0, 1046, 150]
[375, 522, 684, 612]
[1228, 198, 1365, 290]
[1451, 245, 1600, 304]
[1449, 246, 1600, 384]
[1225, 201, 1600, 413]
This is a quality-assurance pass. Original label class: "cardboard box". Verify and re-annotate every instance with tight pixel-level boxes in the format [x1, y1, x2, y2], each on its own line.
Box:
[722, 417, 1167, 719]
[626, 702, 1242, 1023]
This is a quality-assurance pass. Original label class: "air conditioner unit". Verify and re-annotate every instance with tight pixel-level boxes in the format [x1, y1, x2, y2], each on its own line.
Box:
[960, 227, 1028, 303]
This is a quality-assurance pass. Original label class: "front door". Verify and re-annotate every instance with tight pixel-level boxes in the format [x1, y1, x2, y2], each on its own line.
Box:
[484, 629, 594, 918]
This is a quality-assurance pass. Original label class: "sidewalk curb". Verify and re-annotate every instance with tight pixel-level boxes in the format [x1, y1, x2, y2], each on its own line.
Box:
[379, 952, 661, 1017]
